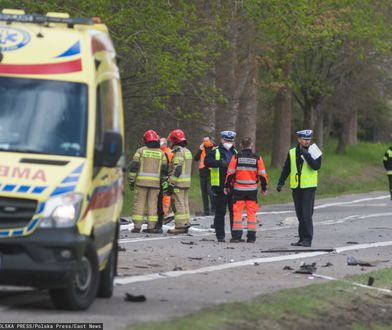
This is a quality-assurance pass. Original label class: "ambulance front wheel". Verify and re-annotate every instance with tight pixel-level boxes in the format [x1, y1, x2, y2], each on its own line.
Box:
[49, 239, 99, 310]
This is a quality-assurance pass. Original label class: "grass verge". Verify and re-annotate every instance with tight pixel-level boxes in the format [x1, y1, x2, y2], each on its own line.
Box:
[122, 141, 390, 216]
[129, 267, 392, 330]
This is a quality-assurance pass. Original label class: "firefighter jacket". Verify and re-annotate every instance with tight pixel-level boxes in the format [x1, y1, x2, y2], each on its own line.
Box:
[128, 146, 168, 188]
[168, 145, 192, 188]
[205, 144, 237, 193]
[278, 144, 322, 189]
[225, 149, 268, 198]
[383, 146, 392, 174]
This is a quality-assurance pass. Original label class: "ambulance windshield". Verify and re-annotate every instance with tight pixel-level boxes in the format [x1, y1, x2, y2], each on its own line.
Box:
[0, 77, 87, 157]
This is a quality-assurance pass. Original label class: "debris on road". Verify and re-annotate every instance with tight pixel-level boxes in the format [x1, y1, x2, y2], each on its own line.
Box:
[173, 266, 183, 271]
[200, 238, 215, 242]
[368, 276, 375, 286]
[295, 262, 317, 274]
[134, 265, 149, 269]
[188, 257, 203, 261]
[283, 265, 294, 270]
[321, 262, 333, 268]
[118, 245, 126, 252]
[254, 262, 260, 266]
[181, 241, 196, 245]
[347, 256, 376, 267]
[346, 241, 359, 245]
[225, 247, 235, 250]
[124, 293, 146, 302]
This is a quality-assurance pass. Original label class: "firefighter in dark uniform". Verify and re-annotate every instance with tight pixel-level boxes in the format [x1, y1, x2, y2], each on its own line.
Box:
[205, 130, 237, 242]
[383, 146, 392, 200]
[277, 130, 322, 247]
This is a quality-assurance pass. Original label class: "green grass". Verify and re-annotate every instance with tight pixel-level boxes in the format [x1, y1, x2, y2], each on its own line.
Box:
[122, 141, 389, 216]
[129, 267, 392, 330]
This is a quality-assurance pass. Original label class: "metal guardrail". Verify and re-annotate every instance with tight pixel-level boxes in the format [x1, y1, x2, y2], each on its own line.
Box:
[0, 13, 94, 25]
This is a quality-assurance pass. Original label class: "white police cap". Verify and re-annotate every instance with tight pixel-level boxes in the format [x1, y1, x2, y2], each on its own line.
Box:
[220, 130, 236, 141]
[296, 129, 313, 139]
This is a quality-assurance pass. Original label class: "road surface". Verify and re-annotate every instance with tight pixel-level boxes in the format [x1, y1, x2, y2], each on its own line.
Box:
[0, 191, 391, 329]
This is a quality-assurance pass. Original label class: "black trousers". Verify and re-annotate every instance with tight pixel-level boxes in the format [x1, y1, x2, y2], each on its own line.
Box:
[388, 175, 392, 197]
[292, 188, 316, 243]
[156, 189, 164, 229]
[213, 192, 233, 240]
[199, 169, 215, 213]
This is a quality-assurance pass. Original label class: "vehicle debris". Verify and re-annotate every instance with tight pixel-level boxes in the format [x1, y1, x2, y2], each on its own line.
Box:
[367, 276, 375, 286]
[200, 238, 215, 242]
[188, 257, 203, 260]
[321, 262, 333, 267]
[124, 293, 146, 302]
[283, 265, 294, 270]
[134, 265, 149, 269]
[347, 256, 376, 267]
[295, 262, 317, 274]
[346, 241, 359, 245]
[181, 241, 195, 245]
[118, 245, 126, 252]
[173, 266, 183, 271]
[260, 248, 334, 253]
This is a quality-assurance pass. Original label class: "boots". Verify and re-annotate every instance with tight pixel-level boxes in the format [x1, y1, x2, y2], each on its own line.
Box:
[131, 228, 141, 233]
[247, 231, 256, 243]
[167, 220, 189, 235]
[143, 221, 163, 234]
[230, 230, 244, 243]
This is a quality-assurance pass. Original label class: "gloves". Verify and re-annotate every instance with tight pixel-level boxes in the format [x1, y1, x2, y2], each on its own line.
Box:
[129, 182, 135, 191]
[276, 185, 282, 192]
[161, 181, 169, 192]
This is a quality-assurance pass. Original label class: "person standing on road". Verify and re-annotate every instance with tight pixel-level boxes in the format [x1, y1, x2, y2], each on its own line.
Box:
[224, 137, 268, 243]
[205, 131, 237, 242]
[128, 130, 168, 233]
[276, 130, 322, 247]
[166, 129, 193, 234]
[383, 145, 392, 200]
[194, 136, 215, 216]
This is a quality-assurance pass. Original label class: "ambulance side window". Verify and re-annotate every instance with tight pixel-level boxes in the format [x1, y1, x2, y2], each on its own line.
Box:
[99, 79, 121, 133]
[95, 84, 104, 150]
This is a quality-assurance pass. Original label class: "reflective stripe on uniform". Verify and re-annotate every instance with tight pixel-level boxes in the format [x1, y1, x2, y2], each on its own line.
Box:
[235, 180, 257, 184]
[132, 215, 144, 221]
[236, 166, 257, 171]
[175, 213, 189, 220]
[258, 169, 266, 175]
[147, 215, 158, 222]
[227, 168, 236, 173]
[233, 185, 258, 191]
[388, 171, 392, 175]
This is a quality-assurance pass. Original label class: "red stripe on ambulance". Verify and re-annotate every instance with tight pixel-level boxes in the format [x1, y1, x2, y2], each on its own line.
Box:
[0, 59, 82, 74]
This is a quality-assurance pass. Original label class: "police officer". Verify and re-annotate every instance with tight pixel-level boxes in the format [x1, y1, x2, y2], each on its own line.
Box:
[277, 130, 322, 247]
[225, 137, 268, 243]
[128, 130, 168, 233]
[383, 145, 392, 200]
[205, 130, 237, 242]
[166, 129, 192, 234]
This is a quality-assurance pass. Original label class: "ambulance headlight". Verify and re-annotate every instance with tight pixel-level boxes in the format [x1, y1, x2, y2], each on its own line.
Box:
[40, 193, 83, 228]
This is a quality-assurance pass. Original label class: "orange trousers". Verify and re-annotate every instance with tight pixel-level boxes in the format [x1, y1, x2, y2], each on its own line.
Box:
[232, 200, 258, 232]
[162, 195, 171, 216]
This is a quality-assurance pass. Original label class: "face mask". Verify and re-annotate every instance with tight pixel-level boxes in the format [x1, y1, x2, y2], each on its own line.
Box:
[223, 142, 233, 150]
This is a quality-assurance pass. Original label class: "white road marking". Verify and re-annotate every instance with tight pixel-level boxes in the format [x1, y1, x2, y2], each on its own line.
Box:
[314, 195, 389, 210]
[114, 240, 392, 285]
[313, 273, 392, 294]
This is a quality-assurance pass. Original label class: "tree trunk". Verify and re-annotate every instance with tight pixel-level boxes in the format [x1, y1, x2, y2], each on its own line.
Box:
[314, 104, 324, 150]
[303, 103, 316, 129]
[346, 108, 358, 144]
[323, 111, 333, 146]
[237, 58, 259, 150]
[201, 65, 217, 138]
[271, 86, 292, 168]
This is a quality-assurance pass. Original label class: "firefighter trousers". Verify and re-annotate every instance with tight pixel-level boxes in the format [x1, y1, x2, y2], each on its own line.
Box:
[132, 186, 160, 230]
[232, 199, 258, 240]
[173, 188, 190, 228]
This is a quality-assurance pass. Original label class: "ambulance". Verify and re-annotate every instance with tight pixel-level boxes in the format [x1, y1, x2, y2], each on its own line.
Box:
[0, 9, 124, 310]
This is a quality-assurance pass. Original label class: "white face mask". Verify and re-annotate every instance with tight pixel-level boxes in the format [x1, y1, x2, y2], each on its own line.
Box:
[223, 142, 233, 150]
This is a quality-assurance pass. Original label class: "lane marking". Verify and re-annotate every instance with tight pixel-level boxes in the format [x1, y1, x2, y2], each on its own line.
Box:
[313, 273, 392, 294]
[119, 212, 392, 244]
[314, 195, 389, 210]
[114, 240, 392, 285]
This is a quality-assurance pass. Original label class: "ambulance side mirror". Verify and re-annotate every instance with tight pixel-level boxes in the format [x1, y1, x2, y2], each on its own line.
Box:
[101, 131, 123, 168]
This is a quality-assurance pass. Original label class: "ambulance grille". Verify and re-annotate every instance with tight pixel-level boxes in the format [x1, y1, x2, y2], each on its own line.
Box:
[0, 197, 37, 229]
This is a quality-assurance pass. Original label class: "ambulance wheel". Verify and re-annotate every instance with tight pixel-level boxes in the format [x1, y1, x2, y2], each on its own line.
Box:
[49, 240, 99, 310]
[97, 241, 116, 298]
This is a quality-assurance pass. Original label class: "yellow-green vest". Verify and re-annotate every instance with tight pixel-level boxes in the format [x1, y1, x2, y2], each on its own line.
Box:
[289, 147, 318, 189]
[210, 148, 220, 187]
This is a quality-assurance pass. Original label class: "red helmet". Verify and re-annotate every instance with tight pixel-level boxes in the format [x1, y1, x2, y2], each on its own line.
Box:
[143, 130, 160, 143]
[168, 129, 186, 144]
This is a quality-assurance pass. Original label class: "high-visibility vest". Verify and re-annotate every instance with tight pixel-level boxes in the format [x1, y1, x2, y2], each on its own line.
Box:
[231, 152, 262, 192]
[199, 149, 206, 169]
[385, 148, 392, 175]
[289, 147, 318, 189]
[210, 148, 220, 187]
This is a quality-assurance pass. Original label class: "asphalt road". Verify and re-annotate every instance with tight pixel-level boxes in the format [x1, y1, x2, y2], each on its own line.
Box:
[0, 191, 391, 330]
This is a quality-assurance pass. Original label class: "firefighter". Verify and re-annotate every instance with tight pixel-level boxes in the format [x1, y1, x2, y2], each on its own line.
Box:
[194, 136, 215, 216]
[225, 137, 268, 243]
[128, 130, 168, 233]
[383, 145, 392, 200]
[276, 129, 322, 247]
[166, 129, 192, 234]
[156, 138, 174, 231]
[205, 130, 237, 242]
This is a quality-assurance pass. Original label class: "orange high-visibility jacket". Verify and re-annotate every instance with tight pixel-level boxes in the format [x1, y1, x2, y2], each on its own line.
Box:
[225, 150, 268, 192]
[161, 146, 173, 162]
